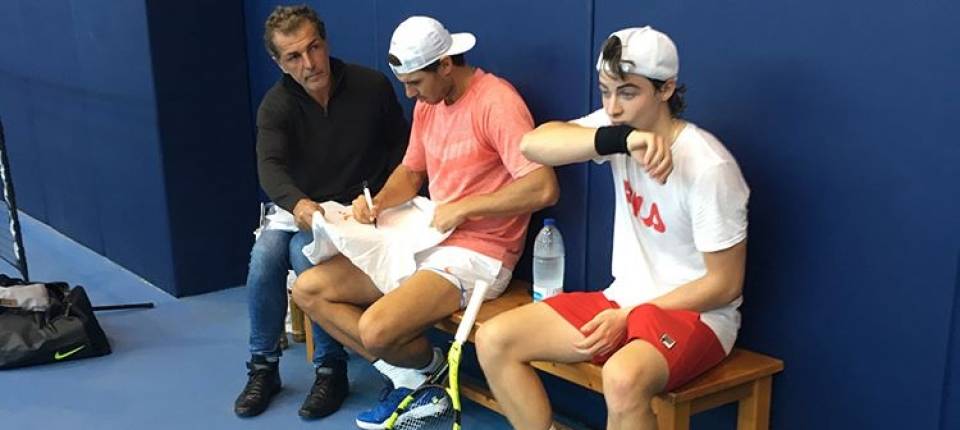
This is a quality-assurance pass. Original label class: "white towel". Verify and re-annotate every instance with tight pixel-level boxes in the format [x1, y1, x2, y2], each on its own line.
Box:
[302, 197, 452, 292]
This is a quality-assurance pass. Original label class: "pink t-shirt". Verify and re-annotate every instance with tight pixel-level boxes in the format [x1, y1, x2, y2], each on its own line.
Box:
[402, 69, 542, 269]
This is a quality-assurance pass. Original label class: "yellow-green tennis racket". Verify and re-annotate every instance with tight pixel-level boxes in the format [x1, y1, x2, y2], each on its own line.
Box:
[385, 280, 491, 430]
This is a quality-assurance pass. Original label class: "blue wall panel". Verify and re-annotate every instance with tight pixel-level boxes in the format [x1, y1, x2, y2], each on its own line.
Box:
[0, 76, 48, 223]
[943, 252, 960, 429]
[2, 0, 255, 295]
[146, 0, 257, 296]
[0, 0, 178, 290]
[73, 0, 177, 291]
[586, 163, 615, 292]
[22, 1, 104, 253]
[27, 86, 103, 253]
[83, 95, 176, 290]
[595, 1, 960, 429]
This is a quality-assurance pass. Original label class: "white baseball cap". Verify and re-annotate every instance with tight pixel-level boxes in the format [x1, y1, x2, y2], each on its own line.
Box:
[596, 26, 679, 81]
[388, 16, 476, 75]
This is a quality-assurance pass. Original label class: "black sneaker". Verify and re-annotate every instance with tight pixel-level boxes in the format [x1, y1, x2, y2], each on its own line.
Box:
[234, 357, 281, 417]
[298, 362, 348, 419]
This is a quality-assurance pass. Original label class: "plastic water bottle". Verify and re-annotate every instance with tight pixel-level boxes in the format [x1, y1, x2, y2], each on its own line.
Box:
[532, 218, 565, 301]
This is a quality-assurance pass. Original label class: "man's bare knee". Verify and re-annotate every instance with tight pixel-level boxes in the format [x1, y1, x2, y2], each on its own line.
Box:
[476, 318, 515, 368]
[602, 358, 661, 413]
[291, 270, 325, 309]
[358, 307, 403, 356]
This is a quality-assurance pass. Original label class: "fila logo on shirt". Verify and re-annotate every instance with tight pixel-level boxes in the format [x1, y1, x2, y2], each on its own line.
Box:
[623, 180, 666, 233]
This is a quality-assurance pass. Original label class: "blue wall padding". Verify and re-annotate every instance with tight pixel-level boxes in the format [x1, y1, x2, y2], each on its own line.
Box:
[29, 86, 103, 252]
[145, 0, 257, 296]
[0, 0, 256, 295]
[943, 254, 960, 429]
[0, 0, 178, 289]
[586, 163, 616, 291]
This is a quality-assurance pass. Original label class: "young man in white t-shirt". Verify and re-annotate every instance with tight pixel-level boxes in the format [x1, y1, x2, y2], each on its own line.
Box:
[475, 26, 750, 430]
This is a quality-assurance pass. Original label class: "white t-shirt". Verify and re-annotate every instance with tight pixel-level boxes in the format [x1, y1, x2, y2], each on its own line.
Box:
[573, 110, 750, 353]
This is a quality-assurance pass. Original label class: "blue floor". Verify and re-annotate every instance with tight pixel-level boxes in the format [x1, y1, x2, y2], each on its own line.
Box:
[0, 213, 513, 429]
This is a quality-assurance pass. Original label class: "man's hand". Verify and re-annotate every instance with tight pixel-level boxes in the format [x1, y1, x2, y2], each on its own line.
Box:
[431, 201, 469, 233]
[352, 194, 379, 224]
[627, 130, 673, 184]
[574, 308, 629, 358]
[293, 198, 324, 231]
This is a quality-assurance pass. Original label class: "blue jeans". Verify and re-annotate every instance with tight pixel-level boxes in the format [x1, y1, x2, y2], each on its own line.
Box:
[246, 228, 347, 366]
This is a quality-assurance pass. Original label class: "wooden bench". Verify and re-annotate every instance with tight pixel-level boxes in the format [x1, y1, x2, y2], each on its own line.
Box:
[306, 280, 784, 429]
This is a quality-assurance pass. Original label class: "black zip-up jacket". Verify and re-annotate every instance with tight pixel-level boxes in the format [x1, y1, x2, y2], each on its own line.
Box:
[256, 57, 409, 211]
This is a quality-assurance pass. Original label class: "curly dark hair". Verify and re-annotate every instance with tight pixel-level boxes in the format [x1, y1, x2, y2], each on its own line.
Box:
[264, 5, 326, 58]
[600, 35, 686, 117]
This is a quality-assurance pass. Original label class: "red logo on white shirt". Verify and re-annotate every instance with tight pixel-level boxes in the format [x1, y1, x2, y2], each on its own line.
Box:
[623, 180, 666, 233]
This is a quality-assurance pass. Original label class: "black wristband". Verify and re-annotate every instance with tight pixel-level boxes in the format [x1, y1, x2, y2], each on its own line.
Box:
[594, 125, 633, 155]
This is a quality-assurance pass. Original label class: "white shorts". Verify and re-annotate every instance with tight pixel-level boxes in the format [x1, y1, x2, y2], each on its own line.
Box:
[397, 246, 513, 308]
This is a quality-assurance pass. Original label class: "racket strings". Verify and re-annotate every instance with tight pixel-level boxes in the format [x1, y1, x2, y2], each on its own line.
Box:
[391, 386, 455, 430]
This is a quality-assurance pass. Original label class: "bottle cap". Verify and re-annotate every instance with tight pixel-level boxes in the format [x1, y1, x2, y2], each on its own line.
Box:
[544, 218, 556, 226]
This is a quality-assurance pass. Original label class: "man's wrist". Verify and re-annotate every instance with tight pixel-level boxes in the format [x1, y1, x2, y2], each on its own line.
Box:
[294, 198, 319, 216]
[594, 125, 634, 155]
[454, 197, 477, 220]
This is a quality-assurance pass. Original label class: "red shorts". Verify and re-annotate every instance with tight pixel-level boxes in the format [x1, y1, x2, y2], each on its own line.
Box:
[544, 291, 727, 391]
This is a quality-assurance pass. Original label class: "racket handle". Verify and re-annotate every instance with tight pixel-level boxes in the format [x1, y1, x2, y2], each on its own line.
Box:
[455, 280, 489, 342]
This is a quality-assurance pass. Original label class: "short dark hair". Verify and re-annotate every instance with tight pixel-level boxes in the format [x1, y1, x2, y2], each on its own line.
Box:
[386, 54, 466, 73]
[264, 5, 326, 58]
[600, 35, 686, 117]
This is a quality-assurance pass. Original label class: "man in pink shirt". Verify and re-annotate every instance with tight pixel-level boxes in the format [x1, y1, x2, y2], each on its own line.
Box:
[292, 16, 559, 428]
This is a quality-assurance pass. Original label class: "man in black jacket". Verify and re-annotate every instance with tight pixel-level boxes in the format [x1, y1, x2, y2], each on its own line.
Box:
[234, 5, 408, 420]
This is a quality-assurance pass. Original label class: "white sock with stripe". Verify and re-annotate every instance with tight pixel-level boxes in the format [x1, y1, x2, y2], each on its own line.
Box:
[373, 347, 443, 390]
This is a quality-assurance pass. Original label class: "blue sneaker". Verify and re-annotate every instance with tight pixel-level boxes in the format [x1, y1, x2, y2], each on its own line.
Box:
[355, 379, 412, 429]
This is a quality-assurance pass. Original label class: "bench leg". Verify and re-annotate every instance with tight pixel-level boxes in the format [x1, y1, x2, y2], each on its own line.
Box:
[736, 376, 772, 430]
[656, 401, 691, 430]
[289, 299, 306, 343]
[304, 315, 315, 364]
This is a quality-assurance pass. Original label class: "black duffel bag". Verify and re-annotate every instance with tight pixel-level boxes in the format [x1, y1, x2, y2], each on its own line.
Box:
[0, 275, 111, 369]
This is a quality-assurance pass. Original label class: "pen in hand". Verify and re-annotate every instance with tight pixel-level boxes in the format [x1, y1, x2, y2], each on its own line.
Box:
[362, 180, 377, 229]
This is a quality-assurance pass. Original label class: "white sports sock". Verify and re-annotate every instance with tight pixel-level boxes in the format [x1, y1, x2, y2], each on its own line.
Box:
[417, 347, 444, 375]
[373, 348, 443, 390]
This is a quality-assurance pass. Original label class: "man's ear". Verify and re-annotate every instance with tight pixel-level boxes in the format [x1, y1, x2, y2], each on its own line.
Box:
[659, 78, 677, 101]
[439, 56, 454, 77]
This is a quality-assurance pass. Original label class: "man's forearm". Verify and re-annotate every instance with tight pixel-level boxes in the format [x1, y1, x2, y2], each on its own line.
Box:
[373, 164, 425, 210]
[258, 160, 308, 212]
[457, 166, 559, 219]
[644, 276, 742, 313]
[642, 241, 747, 313]
[520, 122, 601, 166]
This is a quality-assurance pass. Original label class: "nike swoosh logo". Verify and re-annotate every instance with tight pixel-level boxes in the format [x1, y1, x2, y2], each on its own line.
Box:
[54, 345, 86, 360]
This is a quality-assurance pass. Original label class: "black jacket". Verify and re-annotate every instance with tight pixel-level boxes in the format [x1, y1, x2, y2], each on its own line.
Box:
[256, 58, 409, 210]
